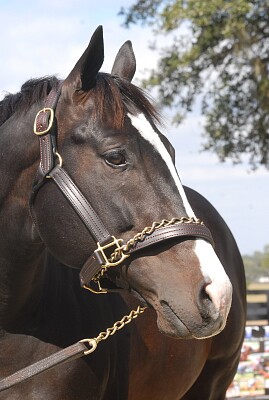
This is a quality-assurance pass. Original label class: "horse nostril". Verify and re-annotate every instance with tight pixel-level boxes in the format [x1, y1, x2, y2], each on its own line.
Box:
[199, 284, 212, 305]
[198, 282, 216, 320]
[200, 285, 211, 302]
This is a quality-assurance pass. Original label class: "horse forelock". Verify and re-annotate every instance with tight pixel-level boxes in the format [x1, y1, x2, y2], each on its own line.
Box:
[0, 76, 60, 126]
[67, 73, 161, 130]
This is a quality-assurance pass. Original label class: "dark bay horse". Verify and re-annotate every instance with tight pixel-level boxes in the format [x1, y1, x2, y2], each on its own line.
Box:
[0, 26, 246, 399]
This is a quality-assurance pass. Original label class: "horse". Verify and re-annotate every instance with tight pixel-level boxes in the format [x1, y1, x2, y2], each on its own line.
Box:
[0, 26, 246, 399]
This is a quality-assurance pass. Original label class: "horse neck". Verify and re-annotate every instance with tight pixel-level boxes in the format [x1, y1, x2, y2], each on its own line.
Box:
[0, 104, 45, 332]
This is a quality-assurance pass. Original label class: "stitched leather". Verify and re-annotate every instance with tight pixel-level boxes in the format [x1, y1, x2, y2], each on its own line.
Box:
[79, 253, 105, 287]
[35, 83, 63, 176]
[0, 342, 87, 392]
[23, 85, 218, 391]
[79, 223, 214, 287]
[50, 165, 112, 244]
[128, 223, 214, 253]
[33, 87, 216, 291]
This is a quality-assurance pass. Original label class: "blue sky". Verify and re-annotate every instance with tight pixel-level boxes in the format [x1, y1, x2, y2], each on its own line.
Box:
[1, 0, 268, 255]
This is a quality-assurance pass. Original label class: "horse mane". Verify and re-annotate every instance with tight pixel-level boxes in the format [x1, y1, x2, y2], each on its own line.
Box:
[0, 73, 161, 128]
[0, 76, 60, 126]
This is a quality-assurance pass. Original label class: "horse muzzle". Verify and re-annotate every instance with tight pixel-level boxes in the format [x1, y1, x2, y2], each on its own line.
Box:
[124, 239, 232, 340]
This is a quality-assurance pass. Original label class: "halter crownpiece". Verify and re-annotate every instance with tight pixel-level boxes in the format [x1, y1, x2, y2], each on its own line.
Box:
[31, 85, 215, 295]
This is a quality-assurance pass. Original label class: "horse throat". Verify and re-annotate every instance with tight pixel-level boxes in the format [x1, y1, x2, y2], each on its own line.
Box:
[0, 119, 45, 332]
[0, 250, 46, 334]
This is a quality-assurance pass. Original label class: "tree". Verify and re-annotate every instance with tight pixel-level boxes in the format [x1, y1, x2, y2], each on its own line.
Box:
[120, 0, 269, 169]
[243, 244, 269, 285]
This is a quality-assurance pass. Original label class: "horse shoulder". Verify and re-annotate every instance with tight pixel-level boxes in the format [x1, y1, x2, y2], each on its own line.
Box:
[0, 332, 100, 400]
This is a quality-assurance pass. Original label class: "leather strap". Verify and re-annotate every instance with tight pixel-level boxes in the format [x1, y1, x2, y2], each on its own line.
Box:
[24, 85, 217, 391]
[45, 165, 214, 289]
[79, 222, 214, 287]
[0, 341, 88, 392]
[128, 223, 214, 253]
[50, 165, 112, 245]
[34, 83, 63, 176]
[32, 86, 216, 291]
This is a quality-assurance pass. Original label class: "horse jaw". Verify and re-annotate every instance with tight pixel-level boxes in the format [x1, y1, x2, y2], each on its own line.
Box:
[124, 240, 232, 340]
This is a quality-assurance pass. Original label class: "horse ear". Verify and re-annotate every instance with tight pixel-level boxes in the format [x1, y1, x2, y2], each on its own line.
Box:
[65, 26, 104, 91]
[111, 41, 136, 82]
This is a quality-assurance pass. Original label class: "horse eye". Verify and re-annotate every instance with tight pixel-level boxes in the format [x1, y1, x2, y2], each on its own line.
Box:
[105, 151, 127, 167]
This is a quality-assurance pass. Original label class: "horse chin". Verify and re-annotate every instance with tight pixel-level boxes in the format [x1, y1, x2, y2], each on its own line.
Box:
[153, 301, 194, 339]
[155, 301, 226, 340]
[156, 314, 193, 339]
[129, 289, 193, 338]
[129, 289, 203, 339]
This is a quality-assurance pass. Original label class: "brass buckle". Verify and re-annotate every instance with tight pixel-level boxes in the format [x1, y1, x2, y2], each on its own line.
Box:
[83, 236, 129, 295]
[83, 281, 108, 295]
[95, 236, 129, 269]
[34, 108, 54, 135]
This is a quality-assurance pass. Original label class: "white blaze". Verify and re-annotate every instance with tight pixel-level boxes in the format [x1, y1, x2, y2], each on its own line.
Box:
[195, 240, 233, 321]
[129, 113, 233, 318]
[128, 113, 195, 217]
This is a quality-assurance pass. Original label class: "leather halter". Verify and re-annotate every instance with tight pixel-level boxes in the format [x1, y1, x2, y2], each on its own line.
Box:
[31, 83, 214, 293]
[0, 84, 215, 392]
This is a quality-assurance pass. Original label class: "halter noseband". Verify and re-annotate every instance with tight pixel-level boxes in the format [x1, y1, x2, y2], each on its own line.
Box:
[31, 84, 214, 294]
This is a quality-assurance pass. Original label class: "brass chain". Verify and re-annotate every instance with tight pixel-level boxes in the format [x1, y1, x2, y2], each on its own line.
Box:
[82, 217, 202, 355]
[93, 216, 203, 282]
[80, 306, 146, 355]
[95, 305, 146, 343]
[115, 216, 203, 256]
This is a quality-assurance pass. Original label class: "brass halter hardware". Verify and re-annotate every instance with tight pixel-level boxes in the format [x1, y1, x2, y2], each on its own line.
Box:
[45, 152, 63, 180]
[83, 217, 206, 294]
[0, 306, 147, 391]
[29, 85, 215, 376]
[0, 86, 216, 393]
[83, 236, 130, 294]
[95, 236, 130, 270]
[80, 305, 146, 355]
[34, 108, 55, 135]
[31, 86, 214, 298]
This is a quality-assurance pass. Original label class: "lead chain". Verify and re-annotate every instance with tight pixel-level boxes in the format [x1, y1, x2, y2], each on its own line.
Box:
[81, 306, 146, 355]
[112, 216, 203, 257]
[95, 305, 146, 343]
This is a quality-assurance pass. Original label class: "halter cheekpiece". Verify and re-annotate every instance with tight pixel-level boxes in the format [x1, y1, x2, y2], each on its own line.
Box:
[30, 83, 214, 294]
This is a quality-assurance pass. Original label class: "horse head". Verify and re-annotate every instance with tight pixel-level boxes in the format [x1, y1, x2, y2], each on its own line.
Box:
[31, 26, 232, 340]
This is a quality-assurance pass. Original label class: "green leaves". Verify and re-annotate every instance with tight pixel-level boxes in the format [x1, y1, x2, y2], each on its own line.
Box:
[244, 245, 269, 286]
[121, 0, 269, 169]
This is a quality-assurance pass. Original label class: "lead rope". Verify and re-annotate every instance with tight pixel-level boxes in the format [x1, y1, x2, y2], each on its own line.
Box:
[0, 306, 146, 392]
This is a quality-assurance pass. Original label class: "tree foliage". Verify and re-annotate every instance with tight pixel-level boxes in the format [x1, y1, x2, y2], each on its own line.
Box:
[120, 0, 269, 169]
[243, 244, 269, 285]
